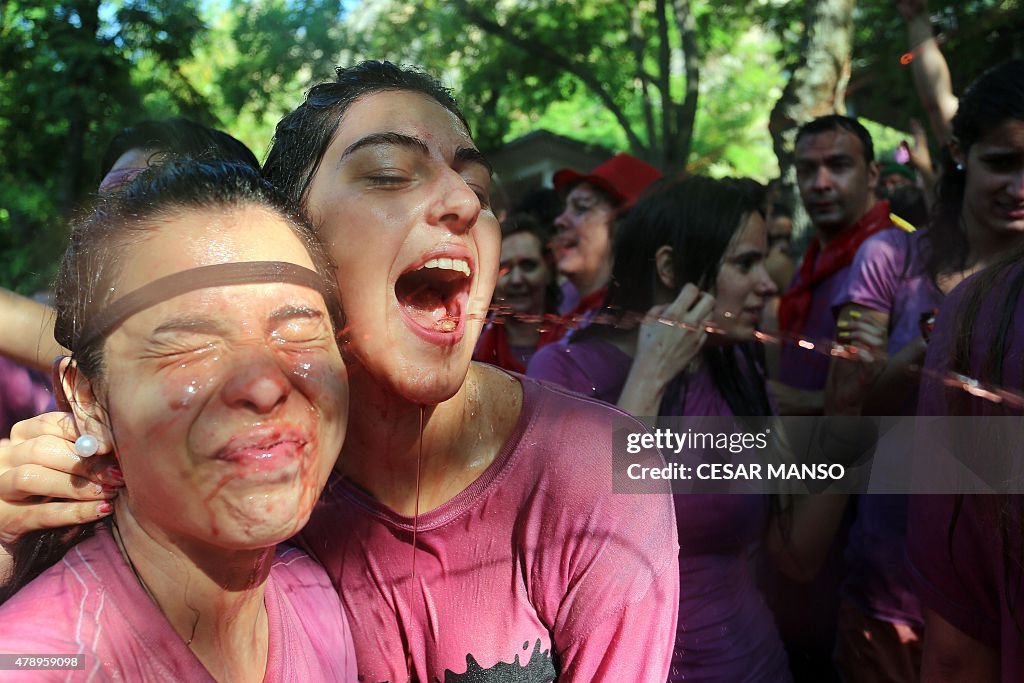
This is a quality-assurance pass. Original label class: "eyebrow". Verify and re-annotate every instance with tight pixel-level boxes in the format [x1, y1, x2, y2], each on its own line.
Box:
[152, 316, 229, 337]
[455, 146, 494, 177]
[339, 132, 493, 176]
[340, 132, 429, 163]
[267, 304, 324, 327]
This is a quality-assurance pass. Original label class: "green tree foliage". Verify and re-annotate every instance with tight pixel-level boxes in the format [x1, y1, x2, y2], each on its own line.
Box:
[0, 0, 210, 294]
[345, 0, 776, 173]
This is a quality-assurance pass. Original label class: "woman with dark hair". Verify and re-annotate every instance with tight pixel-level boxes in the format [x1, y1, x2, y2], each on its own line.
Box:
[899, 59, 1024, 683]
[529, 175, 849, 681]
[0, 160, 355, 679]
[826, 59, 1024, 681]
[528, 175, 768, 418]
[1, 61, 679, 682]
[473, 213, 562, 372]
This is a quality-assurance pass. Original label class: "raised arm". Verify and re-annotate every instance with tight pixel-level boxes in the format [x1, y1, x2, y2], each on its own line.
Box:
[897, 0, 959, 144]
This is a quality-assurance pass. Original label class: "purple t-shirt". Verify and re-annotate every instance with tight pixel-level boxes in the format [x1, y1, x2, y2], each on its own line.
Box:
[526, 339, 791, 682]
[526, 338, 631, 403]
[0, 527, 357, 681]
[909, 263, 1024, 681]
[832, 229, 942, 628]
[299, 375, 680, 682]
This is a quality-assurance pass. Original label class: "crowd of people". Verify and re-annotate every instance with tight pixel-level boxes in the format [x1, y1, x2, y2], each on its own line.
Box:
[0, 1, 1022, 681]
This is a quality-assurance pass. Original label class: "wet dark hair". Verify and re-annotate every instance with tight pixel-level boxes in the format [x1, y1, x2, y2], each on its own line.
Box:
[925, 60, 1024, 282]
[795, 114, 876, 165]
[100, 118, 259, 178]
[579, 175, 773, 417]
[0, 160, 342, 604]
[500, 213, 561, 315]
[263, 60, 468, 207]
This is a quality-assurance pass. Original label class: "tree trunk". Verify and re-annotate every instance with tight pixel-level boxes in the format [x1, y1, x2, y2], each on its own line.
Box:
[769, 0, 855, 244]
[668, 0, 699, 171]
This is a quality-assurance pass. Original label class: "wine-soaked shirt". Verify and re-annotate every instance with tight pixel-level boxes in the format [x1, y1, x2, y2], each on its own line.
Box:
[299, 375, 680, 682]
[0, 527, 357, 682]
[908, 263, 1024, 682]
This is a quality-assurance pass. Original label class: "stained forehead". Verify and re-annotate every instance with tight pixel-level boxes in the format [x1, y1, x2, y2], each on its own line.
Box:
[796, 128, 866, 159]
[332, 90, 473, 151]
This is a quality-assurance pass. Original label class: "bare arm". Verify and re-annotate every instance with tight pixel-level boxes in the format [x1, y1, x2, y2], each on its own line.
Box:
[897, 0, 958, 144]
[907, 118, 938, 209]
[920, 609, 999, 682]
[0, 289, 62, 372]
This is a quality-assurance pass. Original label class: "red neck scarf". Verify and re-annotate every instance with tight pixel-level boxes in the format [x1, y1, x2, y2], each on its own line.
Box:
[778, 201, 893, 334]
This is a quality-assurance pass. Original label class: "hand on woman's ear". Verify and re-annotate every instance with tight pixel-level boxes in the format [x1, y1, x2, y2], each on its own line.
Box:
[56, 357, 114, 456]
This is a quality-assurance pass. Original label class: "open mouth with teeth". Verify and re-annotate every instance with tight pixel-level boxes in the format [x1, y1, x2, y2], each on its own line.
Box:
[395, 256, 472, 344]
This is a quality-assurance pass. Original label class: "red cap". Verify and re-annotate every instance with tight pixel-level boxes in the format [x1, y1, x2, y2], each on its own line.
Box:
[553, 153, 663, 209]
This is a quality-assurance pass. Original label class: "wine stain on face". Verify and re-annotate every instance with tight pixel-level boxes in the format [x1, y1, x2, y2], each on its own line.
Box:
[98, 206, 348, 551]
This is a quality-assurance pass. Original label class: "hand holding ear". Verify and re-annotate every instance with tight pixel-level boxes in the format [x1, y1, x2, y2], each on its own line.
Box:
[635, 284, 714, 380]
[618, 285, 715, 416]
[0, 411, 120, 547]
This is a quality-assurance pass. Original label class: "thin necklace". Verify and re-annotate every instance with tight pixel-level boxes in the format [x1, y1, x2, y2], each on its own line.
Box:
[111, 518, 200, 646]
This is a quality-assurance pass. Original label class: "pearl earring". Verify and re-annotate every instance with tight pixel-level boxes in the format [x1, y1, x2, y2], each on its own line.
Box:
[74, 434, 99, 458]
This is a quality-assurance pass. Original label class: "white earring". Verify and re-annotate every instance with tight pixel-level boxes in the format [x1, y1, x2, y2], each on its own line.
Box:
[74, 434, 99, 458]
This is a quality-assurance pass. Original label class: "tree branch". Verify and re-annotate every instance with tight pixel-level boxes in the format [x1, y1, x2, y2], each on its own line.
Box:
[630, 3, 658, 150]
[670, 0, 700, 169]
[656, 0, 672, 160]
[449, 0, 648, 156]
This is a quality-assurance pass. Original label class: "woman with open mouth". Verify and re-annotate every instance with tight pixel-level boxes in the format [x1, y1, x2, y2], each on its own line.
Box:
[550, 153, 663, 329]
[0, 62, 679, 682]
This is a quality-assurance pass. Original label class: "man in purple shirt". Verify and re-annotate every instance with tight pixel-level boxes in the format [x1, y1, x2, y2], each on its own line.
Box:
[769, 115, 894, 681]
[775, 115, 892, 415]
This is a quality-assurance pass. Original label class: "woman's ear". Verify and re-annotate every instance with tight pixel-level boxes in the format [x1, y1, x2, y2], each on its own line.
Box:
[655, 245, 676, 290]
[57, 357, 114, 452]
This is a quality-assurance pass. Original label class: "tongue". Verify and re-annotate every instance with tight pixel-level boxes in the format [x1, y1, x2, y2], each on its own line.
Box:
[400, 284, 460, 333]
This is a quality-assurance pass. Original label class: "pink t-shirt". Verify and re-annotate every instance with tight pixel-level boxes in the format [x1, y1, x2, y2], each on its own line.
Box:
[299, 375, 680, 682]
[0, 527, 357, 682]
